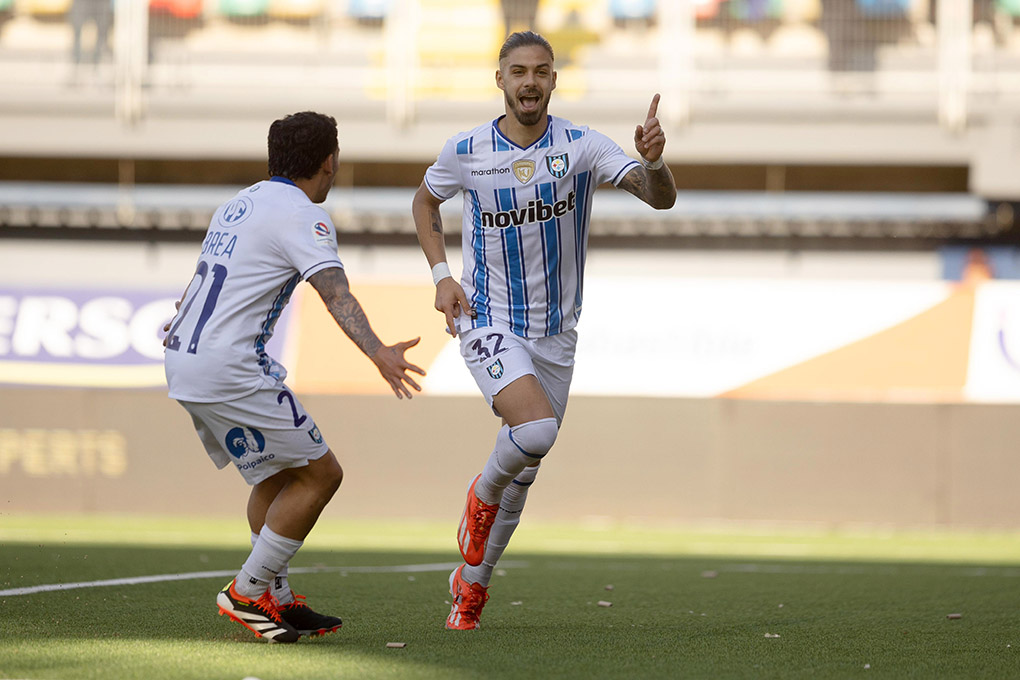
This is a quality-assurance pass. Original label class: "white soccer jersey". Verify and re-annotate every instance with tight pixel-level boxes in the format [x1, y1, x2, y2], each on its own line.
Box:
[424, 115, 639, 338]
[165, 178, 343, 402]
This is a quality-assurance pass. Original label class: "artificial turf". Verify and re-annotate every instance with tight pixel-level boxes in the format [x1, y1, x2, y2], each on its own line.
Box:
[1, 515, 1017, 679]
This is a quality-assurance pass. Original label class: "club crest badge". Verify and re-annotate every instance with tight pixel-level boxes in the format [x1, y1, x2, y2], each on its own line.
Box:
[308, 425, 323, 444]
[487, 359, 505, 379]
[512, 160, 536, 184]
[546, 153, 569, 178]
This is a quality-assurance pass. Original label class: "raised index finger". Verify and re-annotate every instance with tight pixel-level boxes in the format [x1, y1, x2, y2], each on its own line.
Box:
[646, 93, 660, 122]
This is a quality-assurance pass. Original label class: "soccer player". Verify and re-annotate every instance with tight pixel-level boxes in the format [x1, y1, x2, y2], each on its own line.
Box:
[164, 111, 424, 643]
[412, 31, 676, 630]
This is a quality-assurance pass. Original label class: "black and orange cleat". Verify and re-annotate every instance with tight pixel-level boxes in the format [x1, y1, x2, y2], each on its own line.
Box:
[278, 592, 342, 637]
[216, 579, 300, 643]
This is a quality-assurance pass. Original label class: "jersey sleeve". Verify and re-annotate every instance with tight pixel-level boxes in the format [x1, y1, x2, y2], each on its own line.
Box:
[585, 130, 641, 187]
[423, 136, 463, 200]
[280, 207, 344, 281]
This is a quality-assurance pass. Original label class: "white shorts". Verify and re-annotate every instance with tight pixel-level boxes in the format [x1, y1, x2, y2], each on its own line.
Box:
[459, 325, 577, 422]
[178, 381, 329, 486]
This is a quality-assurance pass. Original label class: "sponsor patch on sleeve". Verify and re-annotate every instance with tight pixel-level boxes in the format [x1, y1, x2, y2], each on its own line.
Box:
[312, 220, 334, 246]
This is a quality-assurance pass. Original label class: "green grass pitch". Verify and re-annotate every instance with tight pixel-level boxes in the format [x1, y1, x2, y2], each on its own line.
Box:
[1, 515, 1018, 679]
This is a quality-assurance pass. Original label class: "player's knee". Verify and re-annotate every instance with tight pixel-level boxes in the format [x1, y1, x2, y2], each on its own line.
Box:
[508, 418, 558, 459]
[316, 453, 343, 496]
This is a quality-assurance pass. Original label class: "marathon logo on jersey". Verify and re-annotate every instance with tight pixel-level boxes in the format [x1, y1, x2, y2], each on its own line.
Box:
[470, 167, 511, 177]
[312, 221, 333, 246]
[225, 426, 266, 459]
[487, 359, 504, 379]
[546, 153, 569, 179]
[218, 196, 254, 228]
[512, 160, 536, 184]
[480, 190, 576, 229]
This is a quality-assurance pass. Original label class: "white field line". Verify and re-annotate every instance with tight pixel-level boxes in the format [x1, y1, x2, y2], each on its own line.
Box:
[721, 563, 1020, 577]
[0, 561, 529, 598]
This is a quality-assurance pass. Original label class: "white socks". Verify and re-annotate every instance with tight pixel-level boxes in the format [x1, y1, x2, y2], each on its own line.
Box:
[234, 526, 303, 600]
[474, 418, 557, 504]
[245, 531, 296, 604]
[462, 464, 539, 587]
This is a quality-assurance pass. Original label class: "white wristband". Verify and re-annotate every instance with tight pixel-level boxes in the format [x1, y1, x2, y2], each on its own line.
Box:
[431, 261, 453, 285]
[641, 156, 664, 171]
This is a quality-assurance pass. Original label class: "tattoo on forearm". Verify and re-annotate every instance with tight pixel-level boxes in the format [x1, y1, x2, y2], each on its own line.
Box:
[329, 291, 382, 357]
[430, 207, 443, 235]
[646, 166, 675, 204]
[619, 165, 675, 209]
[311, 268, 383, 357]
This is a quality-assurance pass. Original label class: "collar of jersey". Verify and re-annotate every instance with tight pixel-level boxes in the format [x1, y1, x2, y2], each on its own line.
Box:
[492, 115, 552, 151]
[269, 176, 298, 187]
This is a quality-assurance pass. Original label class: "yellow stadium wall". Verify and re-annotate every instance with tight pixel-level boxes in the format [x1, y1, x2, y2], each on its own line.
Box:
[1, 388, 1018, 529]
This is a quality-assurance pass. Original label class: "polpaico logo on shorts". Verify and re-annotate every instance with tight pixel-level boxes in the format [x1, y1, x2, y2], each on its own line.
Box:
[225, 426, 265, 459]
[487, 359, 504, 379]
[308, 425, 323, 444]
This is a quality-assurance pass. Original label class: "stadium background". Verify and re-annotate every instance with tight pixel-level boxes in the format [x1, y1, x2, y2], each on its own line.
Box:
[1, 0, 1019, 528]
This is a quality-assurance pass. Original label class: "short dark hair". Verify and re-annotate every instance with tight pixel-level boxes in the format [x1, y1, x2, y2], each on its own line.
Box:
[267, 111, 338, 180]
[498, 31, 554, 64]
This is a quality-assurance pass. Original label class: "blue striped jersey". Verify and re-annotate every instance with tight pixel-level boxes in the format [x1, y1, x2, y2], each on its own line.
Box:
[165, 178, 343, 402]
[425, 115, 639, 338]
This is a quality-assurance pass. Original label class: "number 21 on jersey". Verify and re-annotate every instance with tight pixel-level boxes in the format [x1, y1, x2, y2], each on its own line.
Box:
[165, 261, 228, 354]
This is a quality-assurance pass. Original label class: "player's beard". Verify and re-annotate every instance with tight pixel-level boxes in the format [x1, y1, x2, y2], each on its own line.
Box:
[505, 88, 550, 127]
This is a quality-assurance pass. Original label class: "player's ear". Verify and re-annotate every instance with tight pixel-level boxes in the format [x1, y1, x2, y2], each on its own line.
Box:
[551, 69, 557, 92]
[321, 151, 337, 175]
[495, 68, 505, 92]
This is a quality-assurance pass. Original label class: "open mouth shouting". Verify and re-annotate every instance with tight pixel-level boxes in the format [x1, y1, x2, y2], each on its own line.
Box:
[508, 88, 547, 125]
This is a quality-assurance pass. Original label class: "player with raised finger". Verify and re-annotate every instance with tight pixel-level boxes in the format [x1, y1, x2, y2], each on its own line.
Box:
[412, 31, 676, 630]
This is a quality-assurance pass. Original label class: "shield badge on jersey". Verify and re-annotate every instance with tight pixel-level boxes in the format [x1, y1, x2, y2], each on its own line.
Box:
[546, 153, 569, 178]
[487, 359, 505, 379]
[512, 160, 536, 185]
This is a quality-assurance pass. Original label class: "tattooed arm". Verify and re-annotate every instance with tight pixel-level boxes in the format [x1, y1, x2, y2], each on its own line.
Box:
[308, 266, 425, 399]
[412, 181, 473, 337]
[617, 164, 677, 210]
[617, 93, 677, 210]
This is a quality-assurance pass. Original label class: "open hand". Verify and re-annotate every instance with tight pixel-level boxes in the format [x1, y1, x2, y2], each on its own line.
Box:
[372, 337, 426, 399]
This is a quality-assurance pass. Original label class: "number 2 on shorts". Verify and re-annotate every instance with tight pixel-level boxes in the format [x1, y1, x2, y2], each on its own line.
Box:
[277, 390, 307, 428]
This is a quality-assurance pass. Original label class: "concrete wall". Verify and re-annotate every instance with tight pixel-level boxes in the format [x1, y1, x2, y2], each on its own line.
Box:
[1, 388, 1017, 529]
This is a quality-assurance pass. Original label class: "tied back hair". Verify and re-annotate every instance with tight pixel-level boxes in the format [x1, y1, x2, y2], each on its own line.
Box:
[498, 31, 554, 63]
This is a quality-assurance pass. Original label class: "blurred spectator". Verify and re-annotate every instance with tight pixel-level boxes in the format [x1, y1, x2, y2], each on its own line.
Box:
[70, 0, 113, 66]
[502, 0, 540, 34]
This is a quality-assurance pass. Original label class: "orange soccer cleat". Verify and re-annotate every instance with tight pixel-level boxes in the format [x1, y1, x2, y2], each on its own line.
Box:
[457, 474, 500, 566]
[446, 564, 490, 630]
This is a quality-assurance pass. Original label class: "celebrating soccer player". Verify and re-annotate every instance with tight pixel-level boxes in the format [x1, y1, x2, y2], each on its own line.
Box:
[412, 31, 676, 630]
[165, 112, 424, 643]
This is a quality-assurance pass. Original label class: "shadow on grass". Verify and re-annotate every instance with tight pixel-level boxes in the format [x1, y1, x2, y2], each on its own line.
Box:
[1, 543, 1018, 679]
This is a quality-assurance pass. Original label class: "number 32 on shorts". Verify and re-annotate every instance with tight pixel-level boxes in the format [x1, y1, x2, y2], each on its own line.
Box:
[469, 333, 508, 360]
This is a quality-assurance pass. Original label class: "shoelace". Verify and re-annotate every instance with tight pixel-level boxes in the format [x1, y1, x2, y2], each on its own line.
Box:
[458, 585, 490, 622]
[253, 590, 285, 623]
[279, 592, 309, 611]
[472, 503, 498, 537]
